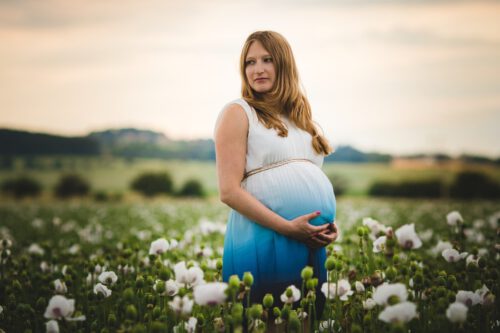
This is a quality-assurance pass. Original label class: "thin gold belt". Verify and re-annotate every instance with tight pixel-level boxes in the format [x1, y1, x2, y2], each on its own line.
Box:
[243, 158, 314, 181]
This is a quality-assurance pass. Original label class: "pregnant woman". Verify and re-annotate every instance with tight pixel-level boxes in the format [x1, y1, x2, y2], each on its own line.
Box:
[214, 31, 338, 316]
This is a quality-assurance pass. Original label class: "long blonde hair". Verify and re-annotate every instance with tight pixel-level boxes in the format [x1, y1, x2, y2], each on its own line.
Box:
[240, 31, 333, 156]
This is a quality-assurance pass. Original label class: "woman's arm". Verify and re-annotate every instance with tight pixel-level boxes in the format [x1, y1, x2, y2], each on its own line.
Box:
[215, 103, 329, 247]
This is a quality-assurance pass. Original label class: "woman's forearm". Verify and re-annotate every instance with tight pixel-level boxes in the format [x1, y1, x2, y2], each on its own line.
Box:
[221, 187, 291, 236]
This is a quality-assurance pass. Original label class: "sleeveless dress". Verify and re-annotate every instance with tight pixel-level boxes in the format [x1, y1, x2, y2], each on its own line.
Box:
[214, 98, 336, 305]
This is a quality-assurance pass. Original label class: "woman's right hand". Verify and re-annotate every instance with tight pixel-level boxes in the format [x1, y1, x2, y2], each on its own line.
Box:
[286, 211, 330, 249]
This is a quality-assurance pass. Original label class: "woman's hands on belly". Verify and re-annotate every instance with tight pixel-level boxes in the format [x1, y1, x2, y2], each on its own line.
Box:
[283, 211, 334, 248]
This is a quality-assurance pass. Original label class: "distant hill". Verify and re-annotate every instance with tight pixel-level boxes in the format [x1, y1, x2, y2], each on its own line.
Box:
[0, 128, 100, 155]
[2, 127, 497, 164]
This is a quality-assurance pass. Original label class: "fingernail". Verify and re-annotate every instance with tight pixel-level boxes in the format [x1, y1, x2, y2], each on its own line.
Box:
[316, 211, 321, 215]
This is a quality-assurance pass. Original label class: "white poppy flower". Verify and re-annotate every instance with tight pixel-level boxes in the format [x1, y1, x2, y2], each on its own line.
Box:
[166, 279, 180, 296]
[46, 320, 59, 333]
[362, 217, 388, 239]
[442, 249, 468, 263]
[320, 279, 353, 301]
[373, 236, 387, 253]
[98, 271, 118, 285]
[395, 224, 422, 250]
[174, 261, 204, 287]
[466, 254, 480, 267]
[280, 285, 301, 304]
[419, 229, 433, 242]
[193, 282, 228, 306]
[373, 283, 408, 306]
[446, 302, 468, 323]
[185, 317, 197, 333]
[169, 295, 194, 315]
[40, 261, 51, 273]
[68, 244, 80, 255]
[455, 290, 481, 307]
[431, 240, 453, 256]
[93, 283, 112, 298]
[149, 238, 170, 255]
[44, 295, 76, 320]
[378, 301, 417, 323]
[53, 279, 67, 294]
[319, 319, 335, 332]
[447, 211, 463, 227]
[355, 281, 365, 293]
[28, 243, 44, 256]
[363, 298, 377, 310]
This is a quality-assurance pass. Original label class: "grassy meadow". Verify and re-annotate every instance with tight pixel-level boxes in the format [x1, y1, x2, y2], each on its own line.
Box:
[1, 156, 500, 198]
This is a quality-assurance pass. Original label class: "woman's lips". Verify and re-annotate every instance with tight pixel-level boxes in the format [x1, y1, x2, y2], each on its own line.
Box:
[255, 78, 267, 82]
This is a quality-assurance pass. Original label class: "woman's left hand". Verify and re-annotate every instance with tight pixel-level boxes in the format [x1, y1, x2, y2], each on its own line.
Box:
[311, 223, 339, 248]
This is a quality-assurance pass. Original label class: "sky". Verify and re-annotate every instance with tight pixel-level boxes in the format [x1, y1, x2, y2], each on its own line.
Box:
[1, 0, 499, 157]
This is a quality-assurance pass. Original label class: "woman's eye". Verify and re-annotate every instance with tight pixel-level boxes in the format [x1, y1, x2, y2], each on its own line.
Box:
[264, 57, 273, 62]
[246, 60, 255, 65]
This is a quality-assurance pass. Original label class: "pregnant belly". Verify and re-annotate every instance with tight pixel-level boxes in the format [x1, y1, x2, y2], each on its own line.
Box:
[243, 162, 336, 226]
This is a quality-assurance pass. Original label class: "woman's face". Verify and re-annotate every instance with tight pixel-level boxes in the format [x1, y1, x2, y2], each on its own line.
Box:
[245, 40, 276, 94]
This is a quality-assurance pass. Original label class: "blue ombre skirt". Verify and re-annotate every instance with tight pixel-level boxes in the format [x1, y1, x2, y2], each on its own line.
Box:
[222, 161, 336, 307]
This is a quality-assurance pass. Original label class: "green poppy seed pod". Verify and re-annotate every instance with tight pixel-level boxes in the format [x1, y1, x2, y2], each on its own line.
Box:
[335, 260, 343, 271]
[150, 322, 167, 333]
[352, 324, 362, 333]
[107, 313, 117, 326]
[363, 313, 371, 326]
[281, 305, 290, 320]
[159, 268, 170, 281]
[436, 297, 447, 311]
[414, 272, 424, 285]
[436, 286, 447, 298]
[325, 257, 335, 271]
[152, 306, 161, 319]
[301, 266, 313, 281]
[216, 258, 223, 270]
[287, 311, 300, 331]
[249, 304, 263, 319]
[356, 227, 364, 237]
[155, 280, 165, 294]
[232, 303, 244, 316]
[229, 275, 240, 289]
[392, 254, 400, 264]
[387, 295, 400, 306]
[12, 280, 22, 293]
[437, 276, 446, 286]
[135, 276, 145, 289]
[385, 266, 397, 280]
[386, 237, 396, 248]
[132, 323, 147, 333]
[300, 299, 307, 308]
[286, 287, 293, 298]
[126, 304, 138, 320]
[101, 327, 110, 333]
[145, 293, 155, 305]
[263, 293, 274, 308]
[438, 270, 447, 277]
[146, 275, 155, 286]
[410, 261, 418, 272]
[390, 323, 406, 333]
[243, 272, 254, 287]
[306, 279, 315, 291]
[35, 297, 46, 311]
[123, 287, 135, 301]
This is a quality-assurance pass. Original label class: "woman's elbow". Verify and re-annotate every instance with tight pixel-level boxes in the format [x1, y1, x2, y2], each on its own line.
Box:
[219, 188, 237, 205]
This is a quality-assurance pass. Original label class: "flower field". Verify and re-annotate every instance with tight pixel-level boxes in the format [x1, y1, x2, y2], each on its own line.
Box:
[0, 198, 498, 333]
